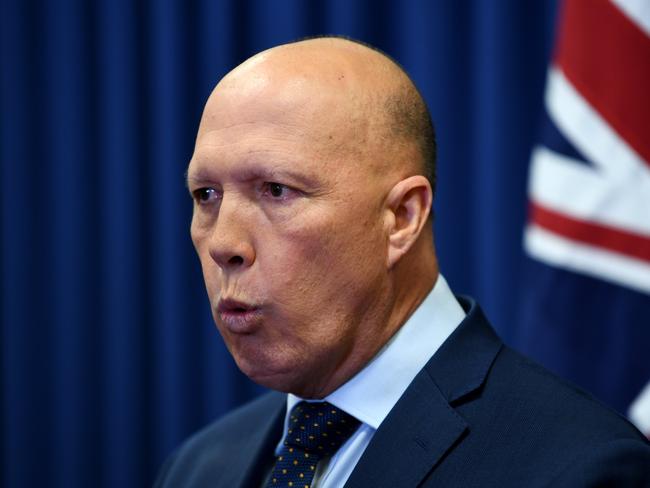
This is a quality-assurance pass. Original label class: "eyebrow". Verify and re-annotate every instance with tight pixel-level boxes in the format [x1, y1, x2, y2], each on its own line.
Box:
[185, 162, 319, 190]
[242, 167, 318, 187]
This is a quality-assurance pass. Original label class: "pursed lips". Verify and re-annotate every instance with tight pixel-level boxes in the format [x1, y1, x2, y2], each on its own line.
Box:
[216, 298, 263, 333]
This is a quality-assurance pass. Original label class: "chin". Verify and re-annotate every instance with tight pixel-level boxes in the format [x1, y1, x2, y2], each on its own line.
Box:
[233, 350, 305, 393]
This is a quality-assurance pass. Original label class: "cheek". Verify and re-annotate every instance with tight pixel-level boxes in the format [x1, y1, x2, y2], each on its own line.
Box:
[261, 207, 387, 319]
[190, 226, 221, 303]
[190, 218, 211, 267]
[298, 207, 386, 278]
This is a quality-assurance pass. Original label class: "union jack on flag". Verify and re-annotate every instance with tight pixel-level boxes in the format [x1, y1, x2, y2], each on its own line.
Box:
[516, 0, 650, 436]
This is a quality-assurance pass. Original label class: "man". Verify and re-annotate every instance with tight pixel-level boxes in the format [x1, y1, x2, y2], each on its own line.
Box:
[155, 38, 650, 487]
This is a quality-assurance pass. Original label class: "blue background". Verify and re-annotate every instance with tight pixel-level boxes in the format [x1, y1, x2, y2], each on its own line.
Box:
[1, 1, 558, 486]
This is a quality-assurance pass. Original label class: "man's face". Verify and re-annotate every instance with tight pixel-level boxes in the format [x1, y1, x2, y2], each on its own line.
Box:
[188, 69, 393, 397]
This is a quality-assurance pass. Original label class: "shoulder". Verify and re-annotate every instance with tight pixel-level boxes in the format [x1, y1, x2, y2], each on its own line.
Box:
[154, 391, 285, 487]
[423, 297, 650, 484]
[457, 344, 650, 484]
[447, 297, 646, 445]
[490, 345, 645, 442]
[172, 390, 284, 457]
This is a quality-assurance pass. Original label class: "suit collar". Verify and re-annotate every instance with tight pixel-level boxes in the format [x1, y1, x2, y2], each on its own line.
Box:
[424, 296, 502, 404]
[344, 297, 502, 487]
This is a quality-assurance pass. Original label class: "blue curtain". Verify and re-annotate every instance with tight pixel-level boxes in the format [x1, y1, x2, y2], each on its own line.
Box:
[1, 1, 558, 486]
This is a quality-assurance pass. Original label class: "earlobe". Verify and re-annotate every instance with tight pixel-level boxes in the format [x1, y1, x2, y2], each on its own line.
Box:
[385, 175, 432, 268]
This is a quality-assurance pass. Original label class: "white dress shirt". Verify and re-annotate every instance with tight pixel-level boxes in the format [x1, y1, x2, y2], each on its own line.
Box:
[274, 274, 466, 487]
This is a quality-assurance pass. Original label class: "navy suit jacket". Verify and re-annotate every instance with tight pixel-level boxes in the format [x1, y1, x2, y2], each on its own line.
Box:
[155, 298, 650, 487]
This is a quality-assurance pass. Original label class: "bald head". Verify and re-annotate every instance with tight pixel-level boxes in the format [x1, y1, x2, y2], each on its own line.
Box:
[205, 37, 436, 195]
[190, 37, 439, 396]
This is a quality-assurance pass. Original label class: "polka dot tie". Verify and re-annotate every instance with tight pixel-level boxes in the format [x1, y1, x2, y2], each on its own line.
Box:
[266, 401, 360, 488]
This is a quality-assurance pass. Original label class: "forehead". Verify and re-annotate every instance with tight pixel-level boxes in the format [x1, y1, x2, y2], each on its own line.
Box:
[190, 78, 371, 182]
[191, 110, 328, 182]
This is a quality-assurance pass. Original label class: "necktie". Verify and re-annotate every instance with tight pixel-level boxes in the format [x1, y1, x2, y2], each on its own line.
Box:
[266, 401, 360, 488]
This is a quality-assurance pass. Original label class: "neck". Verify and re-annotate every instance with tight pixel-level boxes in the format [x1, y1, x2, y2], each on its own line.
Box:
[387, 243, 439, 346]
[295, 241, 439, 399]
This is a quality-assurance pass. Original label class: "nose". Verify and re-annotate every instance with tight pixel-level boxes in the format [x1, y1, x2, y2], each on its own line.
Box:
[207, 197, 255, 270]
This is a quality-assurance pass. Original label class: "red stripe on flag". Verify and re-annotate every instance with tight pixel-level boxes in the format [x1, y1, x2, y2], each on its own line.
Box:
[555, 0, 650, 165]
[530, 201, 650, 263]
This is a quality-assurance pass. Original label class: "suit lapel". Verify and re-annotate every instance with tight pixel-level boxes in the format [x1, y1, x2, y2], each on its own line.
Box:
[345, 298, 502, 488]
[231, 392, 286, 488]
[344, 369, 467, 487]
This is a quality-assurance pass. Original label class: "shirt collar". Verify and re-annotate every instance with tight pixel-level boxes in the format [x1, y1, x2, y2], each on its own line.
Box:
[285, 273, 465, 430]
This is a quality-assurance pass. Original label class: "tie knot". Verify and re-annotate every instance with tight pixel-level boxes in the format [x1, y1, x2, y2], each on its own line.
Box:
[284, 401, 360, 457]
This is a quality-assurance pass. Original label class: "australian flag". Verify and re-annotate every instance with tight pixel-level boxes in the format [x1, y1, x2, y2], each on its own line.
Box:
[516, 0, 650, 436]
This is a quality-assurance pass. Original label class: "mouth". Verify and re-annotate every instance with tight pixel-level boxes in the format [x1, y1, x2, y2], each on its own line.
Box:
[216, 298, 263, 333]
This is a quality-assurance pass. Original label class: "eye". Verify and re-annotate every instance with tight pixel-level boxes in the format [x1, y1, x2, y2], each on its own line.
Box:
[192, 187, 220, 204]
[263, 182, 293, 199]
[268, 182, 285, 197]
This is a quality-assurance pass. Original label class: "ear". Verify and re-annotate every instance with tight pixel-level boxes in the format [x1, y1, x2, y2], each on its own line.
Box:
[384, 175, 433, 268]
